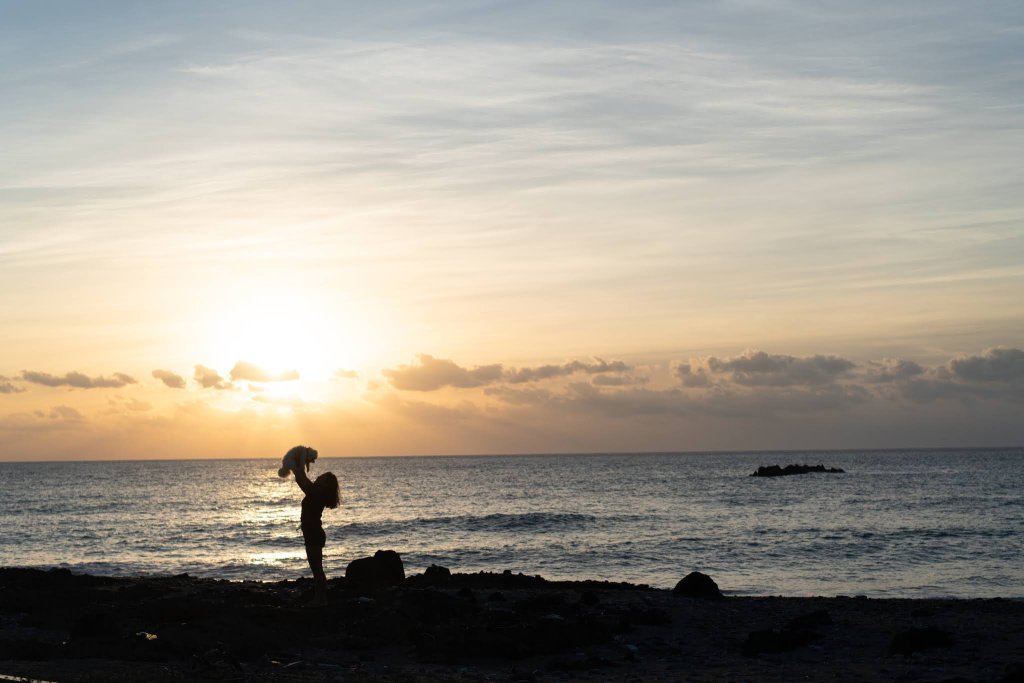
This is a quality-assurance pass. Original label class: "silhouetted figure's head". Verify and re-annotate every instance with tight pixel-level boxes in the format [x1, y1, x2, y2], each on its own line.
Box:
[315, 472, 340, 509]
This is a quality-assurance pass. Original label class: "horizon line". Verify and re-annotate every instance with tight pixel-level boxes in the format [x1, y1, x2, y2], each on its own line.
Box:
[1, 444, 1021, 464]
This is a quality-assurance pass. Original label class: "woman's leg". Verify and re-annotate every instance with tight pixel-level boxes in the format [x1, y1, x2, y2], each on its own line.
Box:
[305, 543, 328, 605]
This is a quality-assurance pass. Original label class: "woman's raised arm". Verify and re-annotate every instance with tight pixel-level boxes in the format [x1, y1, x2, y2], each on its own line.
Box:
[293, 463, 314, 495]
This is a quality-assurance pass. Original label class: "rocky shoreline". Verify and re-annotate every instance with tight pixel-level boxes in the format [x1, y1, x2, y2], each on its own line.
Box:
[1, 565, 1022, 682]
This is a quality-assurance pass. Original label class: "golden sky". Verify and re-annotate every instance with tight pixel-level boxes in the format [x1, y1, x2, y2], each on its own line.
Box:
[2, 2, 1022, 459]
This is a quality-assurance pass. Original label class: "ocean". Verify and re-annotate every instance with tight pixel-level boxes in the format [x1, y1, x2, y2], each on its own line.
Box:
[1, 449, 1021, 598]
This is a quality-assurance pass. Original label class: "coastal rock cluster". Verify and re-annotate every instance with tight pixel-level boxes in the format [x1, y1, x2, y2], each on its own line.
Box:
[1, 559, 1022, 682]
[751, 463, 846, 477]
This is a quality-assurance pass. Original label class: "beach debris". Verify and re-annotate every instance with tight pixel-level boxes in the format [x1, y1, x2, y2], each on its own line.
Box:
[345, 549, 405, 588]
[889, 626, 953, 656]
[751, 464, 846, 477]
[672, 572, 723, 599]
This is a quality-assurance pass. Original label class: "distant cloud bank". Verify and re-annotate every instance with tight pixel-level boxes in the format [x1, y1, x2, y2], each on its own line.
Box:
[381, 347, 1024, 419]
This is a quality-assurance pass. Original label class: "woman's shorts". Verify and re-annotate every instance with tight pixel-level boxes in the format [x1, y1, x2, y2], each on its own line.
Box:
[303, 526, 326, 549]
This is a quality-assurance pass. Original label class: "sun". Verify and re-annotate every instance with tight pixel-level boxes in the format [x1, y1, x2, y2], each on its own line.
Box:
[200, 282, 369, 381]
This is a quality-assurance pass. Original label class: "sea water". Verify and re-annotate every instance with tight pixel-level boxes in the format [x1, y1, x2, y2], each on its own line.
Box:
[0, 449, 1021, 598]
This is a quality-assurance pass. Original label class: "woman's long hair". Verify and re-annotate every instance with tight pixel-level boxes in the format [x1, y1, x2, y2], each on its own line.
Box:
[315, 472, 340, 509]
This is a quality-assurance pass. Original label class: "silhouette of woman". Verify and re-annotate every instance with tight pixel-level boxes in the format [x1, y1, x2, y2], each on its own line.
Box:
[287, 446, 339, 605]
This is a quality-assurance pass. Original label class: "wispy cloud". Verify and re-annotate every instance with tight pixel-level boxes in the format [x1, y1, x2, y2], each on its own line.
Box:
[193, 365, 232, 390]
[20, 370, 136, 389]
[152, 369, 186, 389]
[0, 376, 25, 394]
[383, 354, 632, 391]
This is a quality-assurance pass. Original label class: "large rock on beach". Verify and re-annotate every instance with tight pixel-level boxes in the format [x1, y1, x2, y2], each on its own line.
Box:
[672, 572, 722, 599]
[422, 564, 452, 585]
[345, 549, 405, 588]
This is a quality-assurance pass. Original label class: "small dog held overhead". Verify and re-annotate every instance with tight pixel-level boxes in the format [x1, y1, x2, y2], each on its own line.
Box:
[278, 445, 318, 478]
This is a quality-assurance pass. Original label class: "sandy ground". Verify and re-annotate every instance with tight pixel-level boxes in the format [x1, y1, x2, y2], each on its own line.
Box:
[1, 567, 1022, 682]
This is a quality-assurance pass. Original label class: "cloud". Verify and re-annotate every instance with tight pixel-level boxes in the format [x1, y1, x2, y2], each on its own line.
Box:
[478, 347, 1022, 418]
[946, 347, 1024, 383]
[861, 359, 925, 383]
[46, 405, 84, 421]
[898, 347, 1024, 404]
[678, 350, 855, 387]
[383, 354, 632, 391]
[194, 364, 232, 390]
[152, 369, 186, 389]
[483, 385, 555, 406]
[383, 354, 504, 391]
[486, 379, 869, 418]
[0, 376, 25, 394]
[20, 370, 136, 389]
[229, 361, 300, 383]
[504, 358, 631, 384]
[591, 374, 648, 387]
[334, 369, 360, 379]
[371, 391, 482, 424]
[105, 396, 153, 414]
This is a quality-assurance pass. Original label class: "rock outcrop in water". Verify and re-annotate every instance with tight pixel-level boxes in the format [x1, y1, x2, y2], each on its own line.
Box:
[751, 464, 845, 477]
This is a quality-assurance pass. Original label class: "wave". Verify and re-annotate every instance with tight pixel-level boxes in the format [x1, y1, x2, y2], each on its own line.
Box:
[338, 511, 599, 537]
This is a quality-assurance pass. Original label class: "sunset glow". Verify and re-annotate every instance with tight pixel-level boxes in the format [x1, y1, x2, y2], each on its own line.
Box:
[1, 1, 1022, 460]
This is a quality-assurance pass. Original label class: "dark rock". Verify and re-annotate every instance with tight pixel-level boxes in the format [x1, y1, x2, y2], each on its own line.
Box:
[345, 549, 405, 588]
[500, 569, 548, 588]
[422, 564, 451, 585]
[751, 464, 845, 477]
[579, 590, 600, 606]
[672, 572, 723, 599]
[888, 627, 953, 656]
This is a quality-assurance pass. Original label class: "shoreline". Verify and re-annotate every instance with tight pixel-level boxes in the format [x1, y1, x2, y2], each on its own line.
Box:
[2, 566, 1022, 682]
[8, 564, 1023, 601]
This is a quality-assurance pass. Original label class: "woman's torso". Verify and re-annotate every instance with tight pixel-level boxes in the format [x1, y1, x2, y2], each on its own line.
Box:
[300, 491, 326, 531]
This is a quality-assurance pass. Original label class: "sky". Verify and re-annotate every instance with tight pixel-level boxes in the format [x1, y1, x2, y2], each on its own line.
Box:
[1, 1, 1022, 460]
